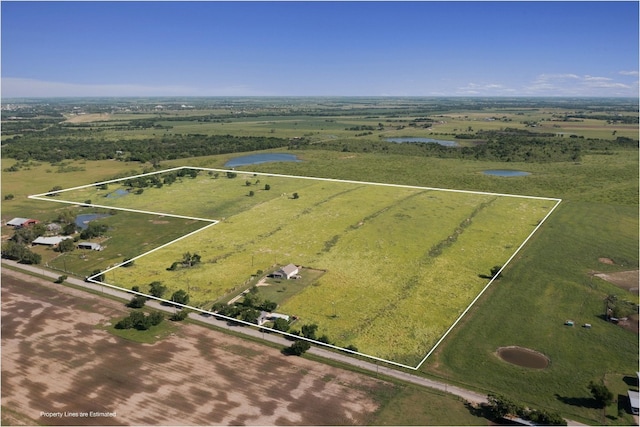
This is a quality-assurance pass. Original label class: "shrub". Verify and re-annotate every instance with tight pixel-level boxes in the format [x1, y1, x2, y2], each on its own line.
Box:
[170, 310, 189, 321]
[284, 340, 311, 356]
[127, 295, 147, 309]
[148, 311, 164, 326]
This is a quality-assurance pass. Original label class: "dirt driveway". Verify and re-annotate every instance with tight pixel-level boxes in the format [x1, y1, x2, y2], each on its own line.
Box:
[1, 269, 392, 426]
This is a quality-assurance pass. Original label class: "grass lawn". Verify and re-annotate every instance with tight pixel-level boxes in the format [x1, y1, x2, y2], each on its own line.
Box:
[372, 384, 490, 426]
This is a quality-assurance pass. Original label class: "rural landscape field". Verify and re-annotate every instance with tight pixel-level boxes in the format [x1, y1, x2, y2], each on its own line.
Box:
[2, 96, 638, 425]
[33, 166, 557, 366]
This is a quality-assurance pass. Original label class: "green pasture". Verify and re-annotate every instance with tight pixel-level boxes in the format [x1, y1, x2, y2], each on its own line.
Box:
[1, 159, 145, 221]
[51, 169, 554, 365]
[425, 200, 639, 424]
[372, 384, 490, 425]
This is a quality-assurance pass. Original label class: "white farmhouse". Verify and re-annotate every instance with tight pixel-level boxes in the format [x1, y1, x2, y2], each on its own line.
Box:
[273, 264, 299, 280]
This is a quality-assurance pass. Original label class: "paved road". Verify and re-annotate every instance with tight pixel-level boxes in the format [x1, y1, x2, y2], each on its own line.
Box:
[2, 260, 588, 425]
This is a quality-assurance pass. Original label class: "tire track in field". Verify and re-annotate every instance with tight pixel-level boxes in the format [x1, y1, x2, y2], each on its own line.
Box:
[319, 189, 430, 254]
[341, 196, 498, 355]
[202, 186, 366, 296]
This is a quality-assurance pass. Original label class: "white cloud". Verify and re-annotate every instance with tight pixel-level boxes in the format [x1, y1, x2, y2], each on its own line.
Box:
[455, 82, 516, 96]
[522, 73, 637, 96]
[1, 77, 271, 98]
[619, 70, 639, 76]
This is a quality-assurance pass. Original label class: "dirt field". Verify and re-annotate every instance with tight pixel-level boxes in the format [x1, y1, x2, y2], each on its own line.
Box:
[594, 269, 639, 293]
[1, 269, 394, 426]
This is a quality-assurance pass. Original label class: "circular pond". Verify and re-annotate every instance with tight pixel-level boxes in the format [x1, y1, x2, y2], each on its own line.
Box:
[483, 169, 530, 177]
[497, 346, 549, 369]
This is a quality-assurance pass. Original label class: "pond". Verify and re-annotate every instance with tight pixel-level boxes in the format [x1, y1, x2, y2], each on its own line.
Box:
[385, 137, 458, 147]
[483, 169, 531, 177]
[105, 188, 129, 198]
[75, 213, 112, 230]
[224, 153, 302, 167]
[497, 346, 549, 369]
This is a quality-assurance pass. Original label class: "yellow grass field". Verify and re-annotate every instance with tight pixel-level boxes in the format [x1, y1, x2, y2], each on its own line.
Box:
[38, 168, 557, 365]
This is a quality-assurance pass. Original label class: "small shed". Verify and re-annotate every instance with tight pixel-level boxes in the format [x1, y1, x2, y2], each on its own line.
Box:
[77, 242, 103, 251]
[628, 390, 639, 415]
[7, 218, 39, 228]
[273, 264, 299, 280]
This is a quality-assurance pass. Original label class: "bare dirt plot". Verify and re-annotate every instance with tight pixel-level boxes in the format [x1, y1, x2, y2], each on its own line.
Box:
[594, 270, 639, 293]
[1, 270, 394, 426]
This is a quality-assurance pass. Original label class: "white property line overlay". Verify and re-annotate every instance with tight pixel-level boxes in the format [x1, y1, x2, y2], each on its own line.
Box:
[29, 166, 562, 371]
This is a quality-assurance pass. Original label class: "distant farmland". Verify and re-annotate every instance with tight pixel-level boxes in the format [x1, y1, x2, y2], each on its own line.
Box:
[32, 167, 559, 367]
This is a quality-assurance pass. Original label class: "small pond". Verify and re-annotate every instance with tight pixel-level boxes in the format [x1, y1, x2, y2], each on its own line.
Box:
[483, 169, 531, 177]
[224, 153, 301, 167]
[105, 188, 129, 198]
[385, 137, 458, 147]
[497, 346, 549, 369]
[75, 213, 112, 230]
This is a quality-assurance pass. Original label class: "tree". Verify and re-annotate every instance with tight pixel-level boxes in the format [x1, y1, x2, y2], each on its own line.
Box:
[62, 223, 77, 235]
[604, 294, 617, 319]
[240, 308, 261, 323]
[486, 393, 520, 419]
[122, 257, 135, 268]
[490, 265, 503, 279]
[171, 289, 190, 306]
[80, 222, 108, 239]
[149, 281, 167, 298]
[11, 223, 46, 245]
[130, 310, 151, 330]
[55, 238, 75, 253]
[292, 192, 299, 199]
[54, 275, 67, 284]
[48, 185, 63, 196]
[301, 323, 318, 340]
[127, 295, 147, 309]
[272, 317, 290, 332]
[248, 190, 254, 197]
[259, 300, 277, 312]
[89, 269, 104, 282]
[588, 381, 614, 408]
[2, 241, 42, 264]
[181, 252, 201, 268]
[284, 340, 311, 356]
[264, 184, 271, 191]
[170, 310, 189, 321]
[148, 311, 164, 326]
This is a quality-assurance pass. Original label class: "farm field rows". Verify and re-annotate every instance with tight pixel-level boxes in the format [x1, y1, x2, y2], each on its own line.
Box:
[35, 167, 559, 367]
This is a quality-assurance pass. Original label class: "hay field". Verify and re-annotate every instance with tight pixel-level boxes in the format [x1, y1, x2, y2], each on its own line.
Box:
[42, 168, 556, 365]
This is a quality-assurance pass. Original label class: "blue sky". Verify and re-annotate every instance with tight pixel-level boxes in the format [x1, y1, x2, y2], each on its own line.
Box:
[2, 1, 638, 97]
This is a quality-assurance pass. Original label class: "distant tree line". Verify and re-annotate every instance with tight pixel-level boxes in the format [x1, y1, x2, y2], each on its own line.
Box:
[297, 129, 637, 163]
[1, 132, 291, 164]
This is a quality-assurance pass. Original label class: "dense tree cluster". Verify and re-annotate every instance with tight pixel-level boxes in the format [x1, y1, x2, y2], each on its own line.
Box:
[115, 310, 164, 330]
[1, 132, 291, 163]
[1, 240, 42, 264]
